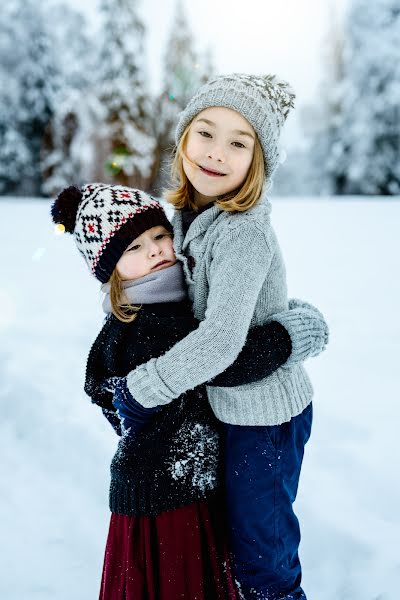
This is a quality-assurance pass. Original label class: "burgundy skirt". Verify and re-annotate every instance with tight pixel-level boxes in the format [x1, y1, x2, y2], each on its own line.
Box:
[99, 496, 240, 599]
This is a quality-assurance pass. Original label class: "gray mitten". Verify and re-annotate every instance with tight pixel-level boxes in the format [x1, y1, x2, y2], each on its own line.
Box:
[269, 298, 329, 366]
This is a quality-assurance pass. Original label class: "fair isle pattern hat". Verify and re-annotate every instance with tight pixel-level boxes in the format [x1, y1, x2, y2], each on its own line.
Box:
[51, 183, 172, 283]
[175, 73, 296, 183]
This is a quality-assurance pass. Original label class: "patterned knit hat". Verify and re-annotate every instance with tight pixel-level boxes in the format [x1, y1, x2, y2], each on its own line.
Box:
[51, 183, 172, 283]
[175, 73, 296, 183]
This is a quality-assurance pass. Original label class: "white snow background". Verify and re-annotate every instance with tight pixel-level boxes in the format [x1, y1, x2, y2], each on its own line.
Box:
[0, 197, 399, 599]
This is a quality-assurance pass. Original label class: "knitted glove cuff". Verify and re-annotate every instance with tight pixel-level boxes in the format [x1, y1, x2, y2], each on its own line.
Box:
[270, 307, 328, 366]
[288, 297, 329, 348]
[126, 359, 175, 409]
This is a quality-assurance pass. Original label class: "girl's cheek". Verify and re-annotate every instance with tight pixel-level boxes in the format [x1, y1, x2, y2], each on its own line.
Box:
[165, 240, 175, 254]
[186, 138, 197, 158]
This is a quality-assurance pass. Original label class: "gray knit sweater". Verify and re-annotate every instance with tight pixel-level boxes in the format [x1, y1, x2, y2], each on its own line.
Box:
[127, 197, 314, 426]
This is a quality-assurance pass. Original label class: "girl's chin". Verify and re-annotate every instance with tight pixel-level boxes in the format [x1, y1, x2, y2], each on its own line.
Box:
[196, 190, 234, 204]
[194, 182, 232, 197]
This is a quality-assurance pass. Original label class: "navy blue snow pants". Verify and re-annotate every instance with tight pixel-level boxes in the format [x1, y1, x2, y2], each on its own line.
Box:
[222, 402, 313, 600]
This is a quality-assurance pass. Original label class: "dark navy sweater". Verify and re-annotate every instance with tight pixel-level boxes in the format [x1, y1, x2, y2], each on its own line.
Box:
[84, 300, 291, 516]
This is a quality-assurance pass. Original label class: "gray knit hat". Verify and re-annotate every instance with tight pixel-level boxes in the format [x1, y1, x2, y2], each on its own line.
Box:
[175, 73, 295, 183]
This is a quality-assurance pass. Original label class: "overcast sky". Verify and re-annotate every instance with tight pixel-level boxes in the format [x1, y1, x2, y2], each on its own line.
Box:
[65, 0, 351, 145]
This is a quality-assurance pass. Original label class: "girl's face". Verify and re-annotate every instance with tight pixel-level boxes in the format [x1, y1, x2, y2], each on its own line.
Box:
[116, 225, 177, 281]
[183, 106, 256, 207]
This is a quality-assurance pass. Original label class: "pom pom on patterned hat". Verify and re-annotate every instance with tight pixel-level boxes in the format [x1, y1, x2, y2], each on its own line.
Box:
[175, 72, 296, 184]
[52, 183, 172, 283]
[51, 185, 83, 233]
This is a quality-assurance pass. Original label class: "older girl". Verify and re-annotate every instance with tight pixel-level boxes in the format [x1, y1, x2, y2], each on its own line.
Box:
[122, 74, 328, 599]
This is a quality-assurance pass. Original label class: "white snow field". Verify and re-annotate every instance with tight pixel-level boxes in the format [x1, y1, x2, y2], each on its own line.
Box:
[0, 197, 399, 599]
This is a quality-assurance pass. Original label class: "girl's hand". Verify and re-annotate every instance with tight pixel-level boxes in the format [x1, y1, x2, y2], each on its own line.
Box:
[270, 299, 329, 365]
[112, 377, 162, 436]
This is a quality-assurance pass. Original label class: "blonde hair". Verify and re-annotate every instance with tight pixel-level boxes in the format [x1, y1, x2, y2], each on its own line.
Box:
[164, 120, 266, 212]
[109, 268, 141, 324]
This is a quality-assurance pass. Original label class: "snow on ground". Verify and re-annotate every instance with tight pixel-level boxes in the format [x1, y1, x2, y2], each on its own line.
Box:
[0, 196, 399, 599]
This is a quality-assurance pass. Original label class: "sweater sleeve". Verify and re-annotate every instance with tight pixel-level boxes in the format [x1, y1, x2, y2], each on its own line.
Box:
[207, 321, 292, 387]
[126, 222, 273, 408]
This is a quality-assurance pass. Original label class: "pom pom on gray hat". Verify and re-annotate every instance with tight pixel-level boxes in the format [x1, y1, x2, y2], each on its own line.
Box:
[175, 73, 295, 182]
[52, 183, 172, 283]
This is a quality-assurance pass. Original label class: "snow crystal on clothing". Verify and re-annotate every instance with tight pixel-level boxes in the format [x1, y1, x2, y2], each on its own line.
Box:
[169, 422, 219, 493]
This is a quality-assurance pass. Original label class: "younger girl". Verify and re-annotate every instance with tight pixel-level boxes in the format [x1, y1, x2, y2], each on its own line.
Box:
[51, 183, 326, 599]
[120, 74, 328, 599]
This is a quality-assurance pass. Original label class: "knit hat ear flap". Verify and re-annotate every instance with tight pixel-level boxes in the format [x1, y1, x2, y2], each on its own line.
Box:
[51, 185, 83, 233]
[264, 75, 296, 121]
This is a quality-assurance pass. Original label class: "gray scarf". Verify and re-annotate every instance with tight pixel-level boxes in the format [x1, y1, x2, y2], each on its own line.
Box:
[101, 262, 188, 314]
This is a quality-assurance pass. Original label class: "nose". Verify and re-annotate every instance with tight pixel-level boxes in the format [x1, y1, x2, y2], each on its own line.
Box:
[148, 240, 163, 257]
[207, 142, 225, 162]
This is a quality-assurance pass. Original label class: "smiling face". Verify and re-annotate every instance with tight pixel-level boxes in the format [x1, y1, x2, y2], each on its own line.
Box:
[115, 225, 177, 281]
[182, 106, 256, 207]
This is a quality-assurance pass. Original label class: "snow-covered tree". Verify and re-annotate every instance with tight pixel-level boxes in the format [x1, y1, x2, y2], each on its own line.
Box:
[337, 0, 400, 194]
[87, 0, 157, 190]
[151, 0, 215, 194]
[41, 4, 99, 196]
[0, 11, 25, 193]
[0, 1, 59, 195]
[309, 0, 400, 195]
[0, 88, 32, 195]
[303, 4, 347, 195]
[41, 90, 103, 197]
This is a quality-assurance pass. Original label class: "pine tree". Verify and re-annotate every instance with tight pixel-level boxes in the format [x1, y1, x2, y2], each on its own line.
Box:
[40, 4, 98, 196]
[13, 1, 58, 194]
[337, 0, 400, 194]
[0, 84, 32, 195]
[304, 5, 347, 195]
[0, 1, 58, 195]
[90, 0, 156, 190]
[310, 0, 400, 195]
[151, 0, 214, 194]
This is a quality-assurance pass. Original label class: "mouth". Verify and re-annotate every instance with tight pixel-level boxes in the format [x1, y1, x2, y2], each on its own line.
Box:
[199, 165, 227, 177]
[151, 260, 170, 270]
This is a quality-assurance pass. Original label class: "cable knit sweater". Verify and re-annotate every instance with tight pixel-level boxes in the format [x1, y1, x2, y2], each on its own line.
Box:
[127, 197, 319, 426]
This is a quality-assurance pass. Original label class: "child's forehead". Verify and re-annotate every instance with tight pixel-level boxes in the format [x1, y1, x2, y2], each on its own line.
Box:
[128, 225, 171, 244]
[194, 106, 254, 133]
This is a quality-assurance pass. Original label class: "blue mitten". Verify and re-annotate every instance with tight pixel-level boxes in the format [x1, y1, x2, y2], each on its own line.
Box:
[113, 377, 162, 435]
